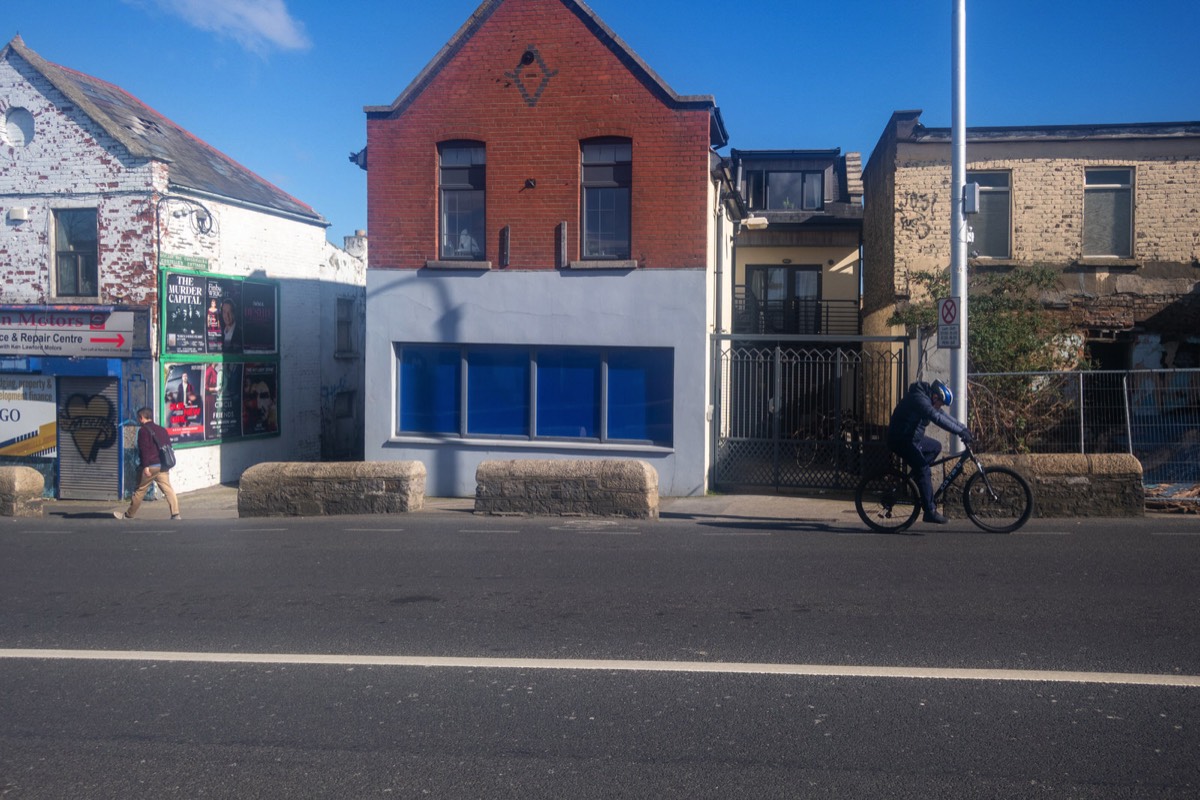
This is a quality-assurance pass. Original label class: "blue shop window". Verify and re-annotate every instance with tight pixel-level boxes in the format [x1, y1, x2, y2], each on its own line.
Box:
[537, 349, 601, 438]
[467, 347, 530, 436]
[398, 345, 460, 433]
[607, 349, 673, 443]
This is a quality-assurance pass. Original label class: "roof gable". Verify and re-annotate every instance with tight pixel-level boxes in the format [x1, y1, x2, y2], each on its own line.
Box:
[3, 36, 324, 225]
[364, 0, 727, 147]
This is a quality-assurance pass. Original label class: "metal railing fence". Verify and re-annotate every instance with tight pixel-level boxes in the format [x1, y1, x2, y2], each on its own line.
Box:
[968, 369, 1200, 489]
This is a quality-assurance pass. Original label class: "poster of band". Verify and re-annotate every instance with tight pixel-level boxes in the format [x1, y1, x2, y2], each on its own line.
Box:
[164, 272, 276, 356]
[163, 362, 278, 442]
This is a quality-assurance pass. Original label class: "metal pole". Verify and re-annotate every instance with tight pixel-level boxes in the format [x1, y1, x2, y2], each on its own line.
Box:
[950, 0, 969, 428]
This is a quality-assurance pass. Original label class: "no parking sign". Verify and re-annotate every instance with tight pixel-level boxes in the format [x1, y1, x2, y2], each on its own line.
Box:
[937, 297, 960, 349]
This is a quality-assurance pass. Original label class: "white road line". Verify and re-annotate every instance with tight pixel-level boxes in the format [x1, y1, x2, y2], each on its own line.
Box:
[458, 529, 521, 534]
[1, 648, 1196, 688]
[342, 528, 405, 532]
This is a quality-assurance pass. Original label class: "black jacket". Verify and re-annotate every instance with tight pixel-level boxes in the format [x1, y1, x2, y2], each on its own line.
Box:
[887, 381, 969, 446]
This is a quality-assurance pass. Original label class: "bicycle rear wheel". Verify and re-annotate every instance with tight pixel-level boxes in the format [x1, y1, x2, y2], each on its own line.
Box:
[855, 468, 921, 533]
[963, 466, 1034, 533]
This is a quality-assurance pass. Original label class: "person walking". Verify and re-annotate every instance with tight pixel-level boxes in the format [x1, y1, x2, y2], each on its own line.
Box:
[114, 407, 181, 520]
[886, 379, 973, 525]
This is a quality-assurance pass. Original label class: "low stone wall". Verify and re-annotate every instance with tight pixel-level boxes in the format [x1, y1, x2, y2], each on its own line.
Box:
[944, 453, 1144, 518]
[238, 461, 426, 517]
[0, 466, 45, 517]
[474, 458, 659, 518]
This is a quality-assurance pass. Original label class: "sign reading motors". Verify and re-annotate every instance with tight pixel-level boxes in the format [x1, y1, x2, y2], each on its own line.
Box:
[0, 310, 135, 358]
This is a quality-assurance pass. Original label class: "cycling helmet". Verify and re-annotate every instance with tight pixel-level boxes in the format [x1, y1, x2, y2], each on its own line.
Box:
[931, 379, 953, 406]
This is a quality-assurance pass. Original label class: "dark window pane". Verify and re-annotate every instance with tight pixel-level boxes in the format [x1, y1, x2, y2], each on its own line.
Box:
[440, 143, 485, 259]
[1086, 169, 1130, 186]
[53, 208, 98, 297]
[399, 346, 460, 434]
[581, 138, 631, 259]
[537, 350, 600, 437]
[583, 186, 630, 258]
[607, 349, 673, 444]
[1084, 187, 1132, 257]
[974, 190, 1011, 258]
[467, 348, 529, 436]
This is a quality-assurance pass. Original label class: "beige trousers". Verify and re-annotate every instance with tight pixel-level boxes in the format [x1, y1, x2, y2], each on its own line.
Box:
[125, 467, 180, 517]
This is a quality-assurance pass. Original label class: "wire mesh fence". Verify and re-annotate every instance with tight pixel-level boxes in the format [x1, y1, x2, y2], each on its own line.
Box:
[969, 369, 1200, 506]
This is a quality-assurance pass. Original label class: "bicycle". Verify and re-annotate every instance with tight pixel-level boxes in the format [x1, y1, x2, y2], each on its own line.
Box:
[854, 443, 1034, 533]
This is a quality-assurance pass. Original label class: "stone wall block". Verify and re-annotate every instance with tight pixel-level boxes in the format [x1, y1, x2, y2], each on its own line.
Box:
[0, 466, 45, 517]
[474, 459, 659, 518]
[238, 461, 426, 517]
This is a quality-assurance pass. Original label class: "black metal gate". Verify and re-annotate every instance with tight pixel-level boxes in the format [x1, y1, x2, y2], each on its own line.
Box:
[712, 335, 908, 491]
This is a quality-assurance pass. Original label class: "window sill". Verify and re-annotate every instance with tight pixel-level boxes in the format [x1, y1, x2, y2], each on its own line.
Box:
[388, 433, 672, 453]
[567, 259, 639, 270]
[425, 260, 492, 271]
[333, 350, 360, 360]
[1073, 258, 1140, 269]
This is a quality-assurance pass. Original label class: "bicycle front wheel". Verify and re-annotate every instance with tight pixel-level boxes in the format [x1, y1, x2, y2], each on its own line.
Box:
[963, 467, 1034, 533]
[855, 468, 921, 533]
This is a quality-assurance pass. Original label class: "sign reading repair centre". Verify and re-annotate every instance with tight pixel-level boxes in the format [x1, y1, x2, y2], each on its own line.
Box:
[0, 310, 135, 358]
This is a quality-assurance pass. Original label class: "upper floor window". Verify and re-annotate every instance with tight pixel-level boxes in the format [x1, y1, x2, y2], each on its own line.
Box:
[1083, 168, 1133, 258]
[54, 208, 98, 298]
[438, 141, 485, 260]
[746, 170, 824, 211]
[967, 171, 1011, 259]
[581, 138, 632, 259]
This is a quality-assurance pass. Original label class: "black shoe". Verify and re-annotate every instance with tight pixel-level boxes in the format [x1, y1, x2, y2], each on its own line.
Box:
[923, 511, 949, 524]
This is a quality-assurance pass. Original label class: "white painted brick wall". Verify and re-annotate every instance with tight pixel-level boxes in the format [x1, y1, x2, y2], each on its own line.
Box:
[2, 52, 366, 493]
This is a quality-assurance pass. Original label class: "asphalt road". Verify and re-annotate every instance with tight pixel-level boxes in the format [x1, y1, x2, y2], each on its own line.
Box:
[2, 510, 1198, 798]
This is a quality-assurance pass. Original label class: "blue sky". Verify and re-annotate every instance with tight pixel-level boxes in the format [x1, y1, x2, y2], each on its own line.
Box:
[8, 0, 1199, 245]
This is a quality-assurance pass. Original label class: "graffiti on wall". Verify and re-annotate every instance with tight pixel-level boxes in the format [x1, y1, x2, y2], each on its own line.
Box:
[898, 190, 938, 240]
[58, 393, 116, 463]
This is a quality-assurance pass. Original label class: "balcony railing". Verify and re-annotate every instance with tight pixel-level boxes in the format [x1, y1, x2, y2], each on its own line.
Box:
[732, 290, 861, 336]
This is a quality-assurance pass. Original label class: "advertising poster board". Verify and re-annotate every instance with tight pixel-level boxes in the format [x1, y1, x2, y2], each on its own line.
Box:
[241, 363, 279, 435]
[0, 375, 57, 457]
[204, 363, 243, 440]
[164, 363, 205, 442]
[205, 278, 243, 354]
[164, 273, 207, 354]
[163, 271, 276, 358]
[240, 281, 278, 354]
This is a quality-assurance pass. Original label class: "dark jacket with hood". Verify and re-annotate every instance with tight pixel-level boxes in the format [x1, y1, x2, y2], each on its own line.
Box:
[887, 381, 969, 446]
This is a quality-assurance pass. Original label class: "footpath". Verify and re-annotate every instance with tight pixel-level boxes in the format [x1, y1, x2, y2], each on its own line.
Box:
[44, 484, 862, 525]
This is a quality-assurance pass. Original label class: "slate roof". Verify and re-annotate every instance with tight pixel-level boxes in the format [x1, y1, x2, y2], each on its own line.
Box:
[3, 36, 324, 225]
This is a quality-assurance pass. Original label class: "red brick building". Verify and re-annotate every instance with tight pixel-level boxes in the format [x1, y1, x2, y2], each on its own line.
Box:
[359, 0, 739, 496]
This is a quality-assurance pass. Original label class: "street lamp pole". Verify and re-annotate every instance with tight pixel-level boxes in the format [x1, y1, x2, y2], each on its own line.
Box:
[950, 0, 969, 428]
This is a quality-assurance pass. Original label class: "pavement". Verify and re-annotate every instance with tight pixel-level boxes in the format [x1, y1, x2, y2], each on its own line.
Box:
[41, 483, 863, 525]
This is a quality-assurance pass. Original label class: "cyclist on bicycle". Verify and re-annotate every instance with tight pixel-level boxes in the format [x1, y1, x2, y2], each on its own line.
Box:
[887, 379, 974, 524]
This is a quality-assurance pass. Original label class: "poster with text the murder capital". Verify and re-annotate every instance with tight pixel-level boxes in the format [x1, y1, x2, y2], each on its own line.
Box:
[164, 273, 207, 354]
